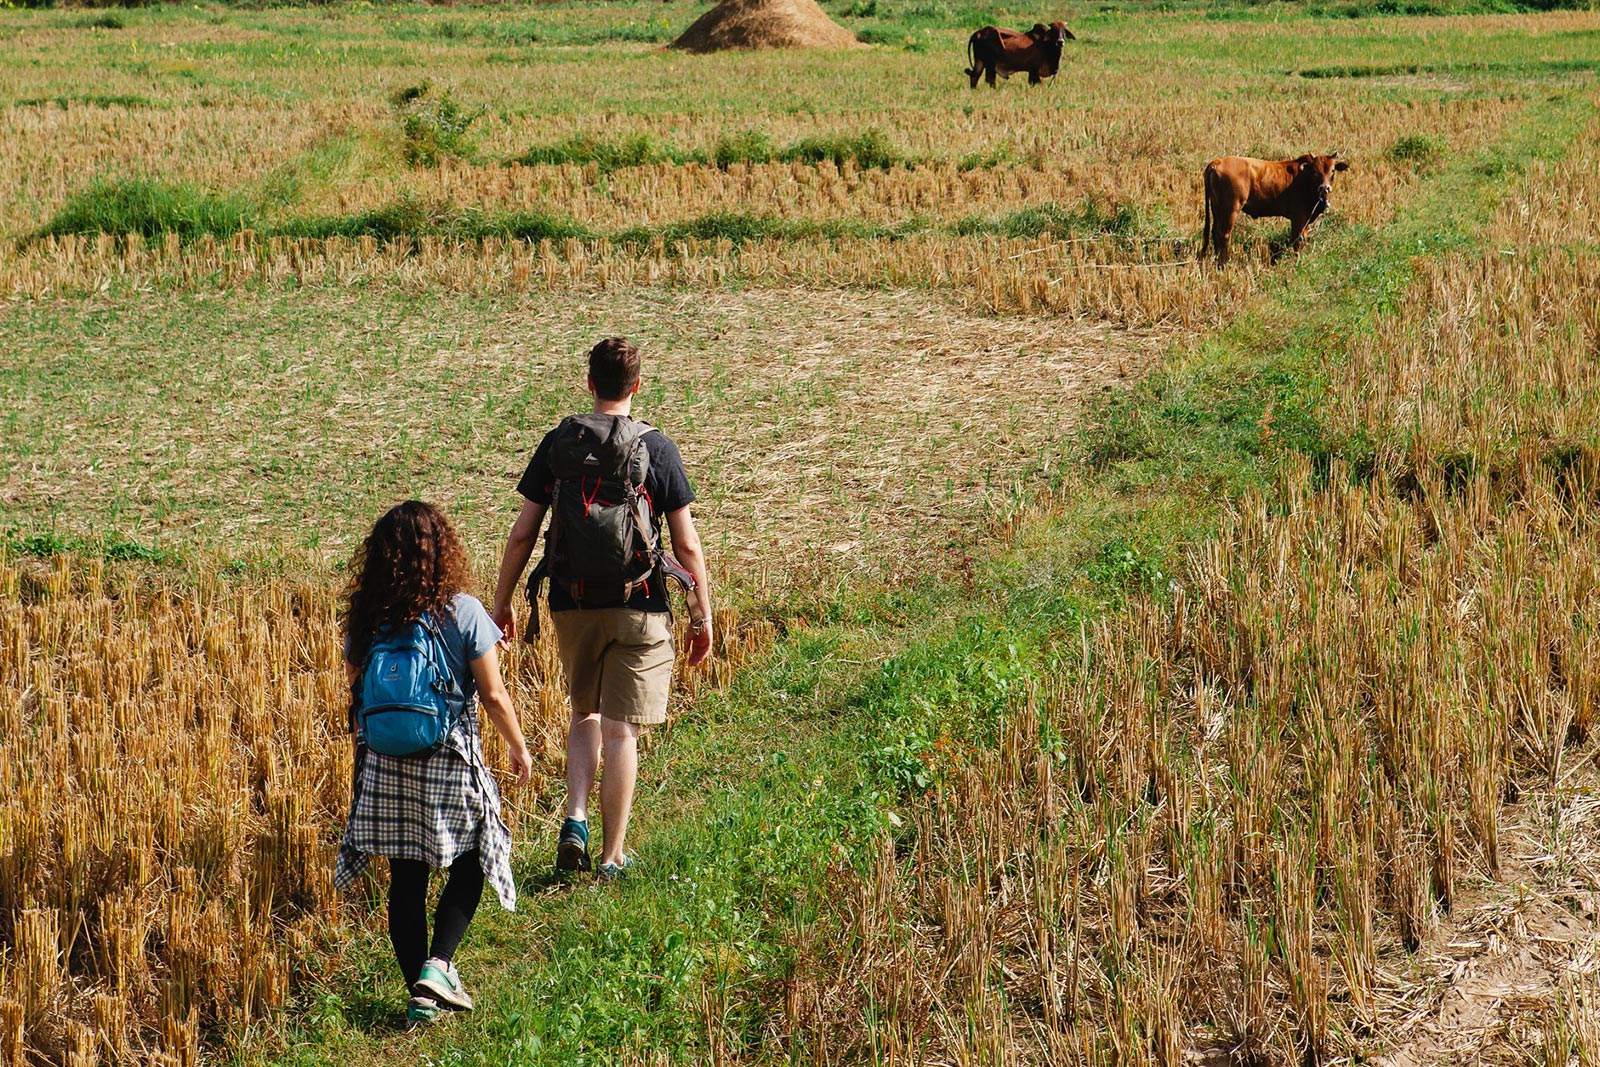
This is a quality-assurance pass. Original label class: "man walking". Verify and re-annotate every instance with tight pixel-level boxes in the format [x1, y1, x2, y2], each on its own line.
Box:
[492, 337, 714, 879]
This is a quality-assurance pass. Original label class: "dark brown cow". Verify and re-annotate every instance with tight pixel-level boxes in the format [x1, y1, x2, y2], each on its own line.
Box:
[966, 21, 1075, 88]
[1202, 153, 1350, 265]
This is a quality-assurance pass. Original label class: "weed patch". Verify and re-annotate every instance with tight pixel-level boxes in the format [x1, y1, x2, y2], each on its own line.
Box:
[507, 132, 675, 173]
[391, 79, 483, 167]
[1386, 132, 1448, 170]
[954, 198, 1144, 239]
[34, 177, 251, 241]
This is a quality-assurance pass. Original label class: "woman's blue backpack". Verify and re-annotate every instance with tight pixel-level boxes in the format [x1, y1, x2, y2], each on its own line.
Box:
[356, 616, 465, 758]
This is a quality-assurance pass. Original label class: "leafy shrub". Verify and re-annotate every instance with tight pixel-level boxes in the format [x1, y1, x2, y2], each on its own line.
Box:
[1086, 536, 1167, 593]
[35, 178, 251, 241]
[391, 79, 483, 167]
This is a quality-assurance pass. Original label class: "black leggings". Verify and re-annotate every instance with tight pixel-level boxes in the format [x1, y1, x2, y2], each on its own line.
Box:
[388, 850, 484, 989]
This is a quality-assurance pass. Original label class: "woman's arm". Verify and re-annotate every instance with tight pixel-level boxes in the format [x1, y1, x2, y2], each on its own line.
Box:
[469, 644, 533, 785]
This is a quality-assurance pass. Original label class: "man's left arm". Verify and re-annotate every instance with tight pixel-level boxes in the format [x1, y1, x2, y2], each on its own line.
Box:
[492, 498, 547, 645]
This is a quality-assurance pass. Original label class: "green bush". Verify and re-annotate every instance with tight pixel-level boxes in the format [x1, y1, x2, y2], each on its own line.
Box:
[391, 79, 483, 167]
[35, 178, 252, 241]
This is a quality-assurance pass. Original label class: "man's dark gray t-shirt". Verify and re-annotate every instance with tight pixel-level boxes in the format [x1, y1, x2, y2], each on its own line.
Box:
[516, 424, 695, 613]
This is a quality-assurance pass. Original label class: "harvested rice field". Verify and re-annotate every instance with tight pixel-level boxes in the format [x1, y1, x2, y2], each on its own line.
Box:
[2, 1, 1599, 1064]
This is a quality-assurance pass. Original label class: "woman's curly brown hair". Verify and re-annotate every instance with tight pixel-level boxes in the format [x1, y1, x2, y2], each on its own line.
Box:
[343, 500, 472, 665]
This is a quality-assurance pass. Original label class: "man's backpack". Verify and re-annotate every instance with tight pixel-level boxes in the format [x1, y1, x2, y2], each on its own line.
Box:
[355, 616, 466, 758]
[527, 414, 663, 626]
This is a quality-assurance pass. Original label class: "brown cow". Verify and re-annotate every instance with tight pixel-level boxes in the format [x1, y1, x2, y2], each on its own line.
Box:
[1202, 153, 1350, 266]
[966, 21, 1075, 88]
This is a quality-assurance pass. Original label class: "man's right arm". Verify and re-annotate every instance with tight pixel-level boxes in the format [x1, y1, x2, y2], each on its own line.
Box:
[492, 498, 547, 645]
[665, 505, 713, 667]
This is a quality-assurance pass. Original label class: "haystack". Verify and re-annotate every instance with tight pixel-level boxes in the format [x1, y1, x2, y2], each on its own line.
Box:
[671, 0, 861, 53]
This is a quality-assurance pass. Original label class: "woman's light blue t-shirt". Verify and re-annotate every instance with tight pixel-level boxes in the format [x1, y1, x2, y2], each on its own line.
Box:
[433, 593, 503, 705]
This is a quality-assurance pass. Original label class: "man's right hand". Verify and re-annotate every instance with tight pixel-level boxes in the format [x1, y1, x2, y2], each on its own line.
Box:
[493, 604, 517, 648]
[688, 622, 713, 667]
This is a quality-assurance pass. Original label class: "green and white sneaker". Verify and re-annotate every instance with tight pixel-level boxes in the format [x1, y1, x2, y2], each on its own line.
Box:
[406, 995, 443, 1026]
[596, 855, 633, 882]
[414, 958, 474, 1012]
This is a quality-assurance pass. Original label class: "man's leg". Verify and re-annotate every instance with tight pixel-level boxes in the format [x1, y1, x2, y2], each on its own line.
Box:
[565, 711, 602, 821]
[598, 716, 641, 867]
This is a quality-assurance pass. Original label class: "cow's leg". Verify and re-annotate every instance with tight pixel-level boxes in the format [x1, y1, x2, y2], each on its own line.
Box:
[1287, 214, 1309, 253]
[1028, 70, 1041, 85]
[1213, 209, 1234, 267]
[985, 63, 997, 87]
[968, 65, 980, 89]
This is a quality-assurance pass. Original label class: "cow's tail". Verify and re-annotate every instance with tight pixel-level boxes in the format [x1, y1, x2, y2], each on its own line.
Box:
[966, 33, 976, 78]
[1201, 165, 1213, 260]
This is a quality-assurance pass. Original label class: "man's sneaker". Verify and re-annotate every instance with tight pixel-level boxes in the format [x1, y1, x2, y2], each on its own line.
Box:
[413, 958, 474, 1012]
[556, 818, 592, 873]
[406, 995, 442, 1026]
[596, 855, 632, 882]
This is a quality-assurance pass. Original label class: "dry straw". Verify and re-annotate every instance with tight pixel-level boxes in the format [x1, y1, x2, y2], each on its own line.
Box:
[0, 548, 764, 1064]
[773, 122, 1600, 1064]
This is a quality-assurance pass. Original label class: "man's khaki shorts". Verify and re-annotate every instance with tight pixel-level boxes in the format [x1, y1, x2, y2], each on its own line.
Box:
[551, 608, 675, 725]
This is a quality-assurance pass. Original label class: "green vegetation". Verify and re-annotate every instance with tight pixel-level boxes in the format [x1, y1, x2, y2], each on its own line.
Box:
[391, 80, 483, 167]
[34, 177, 251, 241]
[506, 128, 909, 173]
[5, 2, 1600, 1064]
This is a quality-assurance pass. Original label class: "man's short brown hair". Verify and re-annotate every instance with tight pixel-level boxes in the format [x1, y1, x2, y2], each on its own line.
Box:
[588, 337, 641, 401]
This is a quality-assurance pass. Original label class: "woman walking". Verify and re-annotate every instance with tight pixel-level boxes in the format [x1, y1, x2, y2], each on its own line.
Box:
[334, 501, 533, 1023]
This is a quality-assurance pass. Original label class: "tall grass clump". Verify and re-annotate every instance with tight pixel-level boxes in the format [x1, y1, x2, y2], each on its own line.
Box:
[778, 129, 904, 169]
[506, 132, 676, 173]
[391, 79, 483, 167]
[954, 197, 1144, 239]
[708, 130, 777, 168]
[1385, 132, 1448, 169]
[34, 178, 252, 241]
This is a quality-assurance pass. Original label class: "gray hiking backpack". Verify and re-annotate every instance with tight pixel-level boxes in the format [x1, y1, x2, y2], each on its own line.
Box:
[526, 414, 662, 629]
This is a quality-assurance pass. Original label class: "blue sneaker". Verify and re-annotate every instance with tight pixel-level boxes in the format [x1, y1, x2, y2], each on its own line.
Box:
[556, 818, 591, 873]
[596, 855, 632, 882]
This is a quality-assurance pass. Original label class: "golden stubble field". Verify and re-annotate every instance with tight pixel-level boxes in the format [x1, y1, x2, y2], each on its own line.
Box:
[782, 116, 1600, 1065]
[3, 3, 1600, 1064]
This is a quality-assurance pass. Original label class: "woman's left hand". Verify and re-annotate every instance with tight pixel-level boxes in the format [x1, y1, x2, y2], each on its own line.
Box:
[507, 743, 533, 787]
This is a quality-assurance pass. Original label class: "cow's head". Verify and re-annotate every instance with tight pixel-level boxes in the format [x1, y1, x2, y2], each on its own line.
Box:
[1027, 21, 1074, 44]
[1290, 153, 1351, 199]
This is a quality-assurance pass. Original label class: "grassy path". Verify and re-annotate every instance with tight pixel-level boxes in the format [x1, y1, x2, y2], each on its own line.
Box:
[244, 85, 1595, 1067]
